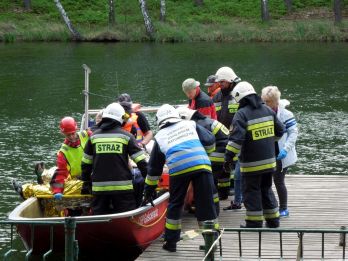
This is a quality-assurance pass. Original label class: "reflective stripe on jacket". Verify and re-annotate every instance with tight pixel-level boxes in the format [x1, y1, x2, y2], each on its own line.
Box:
[81, 127, 148, 194]
[213, 90, 239, 128]
[225, 96, 285, 175]
[156, 121, 211, 176]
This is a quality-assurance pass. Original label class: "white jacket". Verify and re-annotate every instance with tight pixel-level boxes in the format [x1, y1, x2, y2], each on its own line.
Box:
[277, 100, 298, 169]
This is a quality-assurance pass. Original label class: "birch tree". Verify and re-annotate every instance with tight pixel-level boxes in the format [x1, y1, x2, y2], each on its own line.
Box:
[284, 0, 292, 13]
[54, 0, 82, 40]
[261, 0, 270, 22]
[138, 0, 155, 39]
[333, 0, 342, 24]
[194, 0, 203, 6]
[23, 0, 31, 10]
[160, 0, 166, 22]
[109, 0, 116, 25]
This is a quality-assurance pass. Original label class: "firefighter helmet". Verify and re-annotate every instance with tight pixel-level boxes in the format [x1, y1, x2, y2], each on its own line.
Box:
[156, 104, 181, 128]
[60, 117, 77, 134]
[102, 103, 125, 124]
[232, 81, 256, 103]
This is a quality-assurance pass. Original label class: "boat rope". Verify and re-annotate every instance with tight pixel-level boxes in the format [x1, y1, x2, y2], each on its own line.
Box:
[202, 228, 225, 261]
[129, 208, 167, 228]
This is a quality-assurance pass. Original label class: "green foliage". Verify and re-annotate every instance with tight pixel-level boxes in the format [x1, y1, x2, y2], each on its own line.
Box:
[0, 0, 347, 42]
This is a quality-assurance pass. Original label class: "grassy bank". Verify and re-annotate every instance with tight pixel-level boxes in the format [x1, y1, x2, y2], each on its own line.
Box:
[0, 0, 347, 42]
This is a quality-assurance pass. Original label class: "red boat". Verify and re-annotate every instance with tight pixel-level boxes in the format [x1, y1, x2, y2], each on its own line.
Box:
[8, 192, 169, 259]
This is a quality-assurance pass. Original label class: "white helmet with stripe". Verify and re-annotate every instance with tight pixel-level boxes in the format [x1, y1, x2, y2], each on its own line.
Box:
[232, 81, 256, 103]
[156, 104, 181, 128]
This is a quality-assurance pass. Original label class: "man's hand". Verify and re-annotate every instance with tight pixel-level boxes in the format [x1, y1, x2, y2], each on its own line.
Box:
[141, 186, 155, 207]
[223, 161, 235, 173]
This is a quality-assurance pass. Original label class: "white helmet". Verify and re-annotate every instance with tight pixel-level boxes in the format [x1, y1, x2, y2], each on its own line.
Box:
[232, 81, 256, 103]
[156, 104, 181, 128]
[102, 103, 125, 124]
[215, 66, 240, 83]
[176, 107, 196, 120]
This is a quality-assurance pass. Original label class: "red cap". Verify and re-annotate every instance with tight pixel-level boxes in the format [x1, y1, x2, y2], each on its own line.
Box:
[60, 117, 77, 134]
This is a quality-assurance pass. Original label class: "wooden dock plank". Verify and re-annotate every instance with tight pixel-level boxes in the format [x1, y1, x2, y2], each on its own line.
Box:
[137, 175, 348, 260]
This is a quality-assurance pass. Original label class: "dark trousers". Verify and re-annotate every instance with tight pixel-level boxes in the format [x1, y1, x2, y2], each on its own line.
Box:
[91, 193, 136, 215]
[165, 171, 217, 243]
[273, 160, 288, 211]
[212, 164, 230, 199]
[242, 171, 279, 228]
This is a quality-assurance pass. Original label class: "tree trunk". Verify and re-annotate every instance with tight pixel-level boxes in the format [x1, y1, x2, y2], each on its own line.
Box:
[284, 0, 292, 13]
[333, 0, 342, 24]
[261, 0, 270, 22]
[109, 0, 116, 25]
[160, 0, 166, 22]
[138, 0, 155, 39]
[54, 0, 82, 40]
[194, 0, 203, 6]
[23, 0, 31, 10]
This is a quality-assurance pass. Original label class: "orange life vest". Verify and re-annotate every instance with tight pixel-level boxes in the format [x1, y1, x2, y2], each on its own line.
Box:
[122, 113, 144, 142]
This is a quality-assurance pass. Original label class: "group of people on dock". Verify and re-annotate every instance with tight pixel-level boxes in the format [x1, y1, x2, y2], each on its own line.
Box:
[12, 66, 298, 253]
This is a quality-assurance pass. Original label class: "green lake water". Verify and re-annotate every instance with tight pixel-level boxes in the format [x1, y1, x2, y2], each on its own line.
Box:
[0, 42, 347, 258]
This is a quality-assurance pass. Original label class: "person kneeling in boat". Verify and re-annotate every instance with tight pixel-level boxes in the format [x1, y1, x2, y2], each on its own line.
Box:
[50, 117, 91, 201]
[81, 103, 148, 215]
[118, 93, 153, 149]
[12, 117, 90, 200]
[142, 104, 219, 252]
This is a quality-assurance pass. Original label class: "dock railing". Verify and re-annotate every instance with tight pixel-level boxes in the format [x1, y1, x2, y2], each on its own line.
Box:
[202, 223, 348, 261]
[0, 217, 110, 261]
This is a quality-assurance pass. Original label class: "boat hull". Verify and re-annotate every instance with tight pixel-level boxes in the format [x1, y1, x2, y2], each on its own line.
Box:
[10, 192, 169, 256]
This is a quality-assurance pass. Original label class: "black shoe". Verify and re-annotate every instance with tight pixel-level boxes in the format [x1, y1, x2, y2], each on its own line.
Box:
[12, 179, 24, 199]
[265, 222, 280, 228]
[162, 241, 176, 252]
[223, 202, 242, 211]
[240, 222, 263, 228]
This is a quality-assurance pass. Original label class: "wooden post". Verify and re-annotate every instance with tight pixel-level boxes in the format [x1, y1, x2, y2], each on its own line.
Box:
[284, 0, 292, 13]
[333, 0, 342, 24]
[109, 0, 116, 25]
[23, 0, 31, 10]
[138, 0, 155, 39]
[261, 0, 270, 22]
[160, 0, 166, 22]
[54, 0, 82, 40]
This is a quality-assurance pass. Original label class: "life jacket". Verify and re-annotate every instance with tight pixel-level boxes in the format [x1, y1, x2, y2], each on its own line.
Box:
[155, 120, 211, 176]
[58, 130, 89, 178]
[122, 113, 144, 142]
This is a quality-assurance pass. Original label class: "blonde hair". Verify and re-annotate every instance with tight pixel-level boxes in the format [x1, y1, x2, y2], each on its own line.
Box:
[261, 86, 281, 102]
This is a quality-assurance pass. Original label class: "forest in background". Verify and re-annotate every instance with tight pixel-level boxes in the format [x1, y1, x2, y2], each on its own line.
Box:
[0, 0, 347, 42]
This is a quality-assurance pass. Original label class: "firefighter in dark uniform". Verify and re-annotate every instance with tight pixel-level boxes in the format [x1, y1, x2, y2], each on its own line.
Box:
[176, 107, 231, 205]
[81, 103, 148, 215]
[212, 66, 241, 129]
[224, 82, 285, 228]
[142, 104, 218, 252]
[213, 66, 243, 205]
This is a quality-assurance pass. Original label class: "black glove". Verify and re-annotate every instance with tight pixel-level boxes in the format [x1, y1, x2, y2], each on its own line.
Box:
[81, 182, 92, 195]
[141, 186, 156, 207]
[223, 161, 235, 173]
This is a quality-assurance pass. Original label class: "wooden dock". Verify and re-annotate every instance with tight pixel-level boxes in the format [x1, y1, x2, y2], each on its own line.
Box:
[137, 175, 348, 260]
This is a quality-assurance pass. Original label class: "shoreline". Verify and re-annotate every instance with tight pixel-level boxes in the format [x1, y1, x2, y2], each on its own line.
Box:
[1, 19, 347, 43]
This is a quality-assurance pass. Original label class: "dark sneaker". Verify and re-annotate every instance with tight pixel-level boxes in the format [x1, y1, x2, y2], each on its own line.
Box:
[223, 202, 242, 211]
[12, 179, 24, 199]
[162, 241, 176, 252]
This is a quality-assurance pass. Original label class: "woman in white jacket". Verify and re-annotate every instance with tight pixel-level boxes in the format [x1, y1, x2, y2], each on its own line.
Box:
[261, 86, 298, 218]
